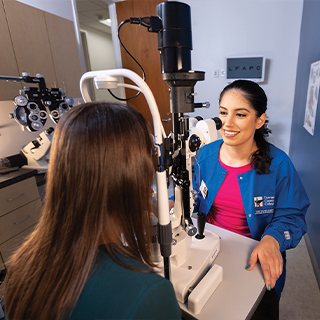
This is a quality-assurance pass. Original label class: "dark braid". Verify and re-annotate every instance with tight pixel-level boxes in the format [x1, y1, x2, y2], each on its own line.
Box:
[251, 122, 272, 174]
[219, 80, 272, 174]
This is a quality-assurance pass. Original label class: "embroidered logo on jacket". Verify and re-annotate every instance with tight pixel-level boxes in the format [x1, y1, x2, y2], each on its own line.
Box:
[254, 196, 274, 214]
[254, 197, 263, 209]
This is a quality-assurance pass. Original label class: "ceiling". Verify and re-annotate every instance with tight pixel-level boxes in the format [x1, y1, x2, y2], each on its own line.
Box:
[75, 0, 115, 34]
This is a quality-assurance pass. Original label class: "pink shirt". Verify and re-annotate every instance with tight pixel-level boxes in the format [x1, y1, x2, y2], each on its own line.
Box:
[207, 158, 252, 237]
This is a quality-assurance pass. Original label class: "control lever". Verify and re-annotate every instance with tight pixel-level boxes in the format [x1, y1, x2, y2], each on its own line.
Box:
[195, 212, 206, 239]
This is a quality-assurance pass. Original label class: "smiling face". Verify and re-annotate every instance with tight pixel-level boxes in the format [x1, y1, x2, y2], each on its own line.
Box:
[219, 89, 266, 149]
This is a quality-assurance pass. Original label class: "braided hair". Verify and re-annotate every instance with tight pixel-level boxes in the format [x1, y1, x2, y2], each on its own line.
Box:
[219, 80, 272, 174]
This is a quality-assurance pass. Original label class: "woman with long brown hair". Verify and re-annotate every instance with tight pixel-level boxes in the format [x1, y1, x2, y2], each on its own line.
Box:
[5, 102, 181, 320]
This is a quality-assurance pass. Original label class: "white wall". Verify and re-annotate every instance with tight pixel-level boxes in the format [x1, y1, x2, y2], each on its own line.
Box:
[173, 0, 304, 154]
[79, 25, 121, 102]
[82, 27, 116, 71]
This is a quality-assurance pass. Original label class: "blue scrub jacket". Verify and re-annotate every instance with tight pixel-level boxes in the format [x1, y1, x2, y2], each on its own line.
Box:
[193, 140, 310, 298]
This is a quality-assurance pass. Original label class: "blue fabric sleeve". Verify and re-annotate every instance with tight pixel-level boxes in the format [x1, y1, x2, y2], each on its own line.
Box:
[262, 156, 309, 252]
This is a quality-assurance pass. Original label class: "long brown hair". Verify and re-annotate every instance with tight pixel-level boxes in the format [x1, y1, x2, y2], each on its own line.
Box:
[5, 102, 155, 320]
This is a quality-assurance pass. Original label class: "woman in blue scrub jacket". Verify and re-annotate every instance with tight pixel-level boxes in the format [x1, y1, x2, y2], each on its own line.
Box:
[192, 80, 309, 320]
[5, 102, 181, 320]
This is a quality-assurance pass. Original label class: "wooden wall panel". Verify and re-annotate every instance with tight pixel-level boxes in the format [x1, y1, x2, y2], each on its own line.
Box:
[0, 0, 22, 100]
[116, 0, 171, 134]
[3, 0, 57, 89]
[45, 12, 82, 98]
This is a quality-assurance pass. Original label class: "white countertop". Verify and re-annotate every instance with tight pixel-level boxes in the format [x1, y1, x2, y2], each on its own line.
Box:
[180, 219, 266, 320]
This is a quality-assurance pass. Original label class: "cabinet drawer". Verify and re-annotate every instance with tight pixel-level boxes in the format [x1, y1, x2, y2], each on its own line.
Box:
[0, 225, 36, 265]
[0, 177, 40, 216]
[0, 198, 42, 244]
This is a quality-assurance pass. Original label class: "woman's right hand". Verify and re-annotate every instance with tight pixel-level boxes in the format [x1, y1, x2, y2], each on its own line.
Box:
[246, 235, 283, 290]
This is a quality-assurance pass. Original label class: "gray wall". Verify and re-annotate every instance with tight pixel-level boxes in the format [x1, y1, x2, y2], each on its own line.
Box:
[178, 0, 304, 154]
[290, 0, 320, 275]
[79, 25, 121, 102]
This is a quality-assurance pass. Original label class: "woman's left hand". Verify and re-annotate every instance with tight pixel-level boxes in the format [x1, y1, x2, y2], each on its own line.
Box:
[246, 235, 283, 291]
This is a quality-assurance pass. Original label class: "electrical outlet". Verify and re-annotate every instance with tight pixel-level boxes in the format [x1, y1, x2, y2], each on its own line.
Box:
[214, 70, 219, 78]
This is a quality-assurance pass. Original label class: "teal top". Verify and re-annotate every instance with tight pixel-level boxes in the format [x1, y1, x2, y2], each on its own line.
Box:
[68, 246, 181, 320]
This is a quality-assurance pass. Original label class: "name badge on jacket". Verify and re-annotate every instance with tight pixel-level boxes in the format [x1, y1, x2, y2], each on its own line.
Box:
[200, 180, 208, 199]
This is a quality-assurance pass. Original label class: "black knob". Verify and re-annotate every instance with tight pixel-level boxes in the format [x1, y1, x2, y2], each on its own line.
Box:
[32, 140, 40, 148]
[46, 127, 54, 135]
[213, 117, 222, 130]
[189, 134, 201, 152]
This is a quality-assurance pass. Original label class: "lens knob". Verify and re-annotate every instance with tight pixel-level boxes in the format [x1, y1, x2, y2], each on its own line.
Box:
[189, 134, 201, 152]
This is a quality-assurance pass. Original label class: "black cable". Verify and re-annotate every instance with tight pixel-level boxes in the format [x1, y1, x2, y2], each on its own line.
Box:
[107, 19, 146, 101]
[164, 257, 170, 280]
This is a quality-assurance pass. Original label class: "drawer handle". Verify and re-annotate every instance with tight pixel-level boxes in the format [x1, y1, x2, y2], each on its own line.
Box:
[7, 193, 25, 202]
[14, 215, 31, 225]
